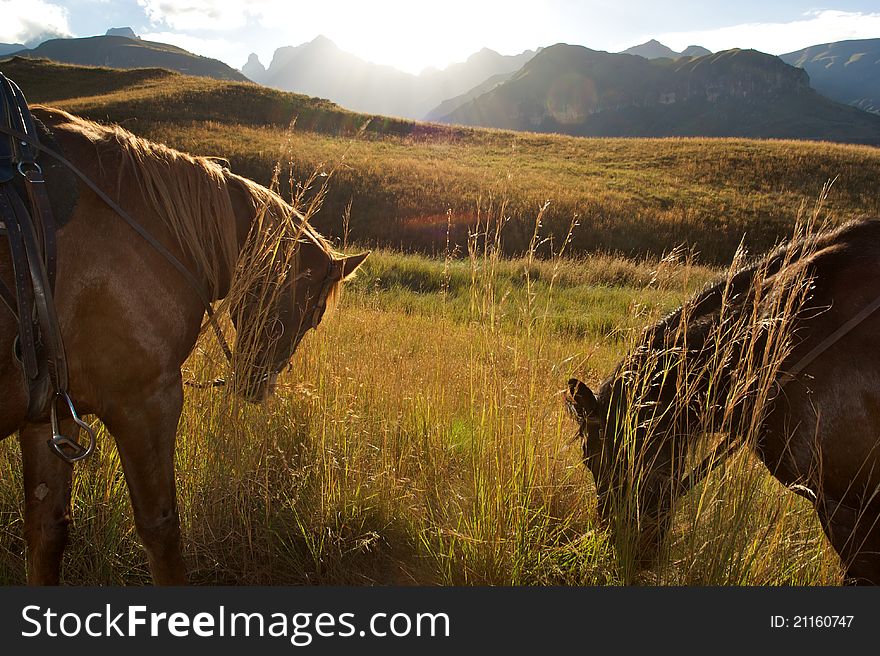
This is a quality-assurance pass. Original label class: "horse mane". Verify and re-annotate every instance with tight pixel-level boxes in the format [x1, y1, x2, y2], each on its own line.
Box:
[42, 108, 237, 296]
[644, 225, 829, 351]
[44, 107, 342, 306]
[222, 172, 345, 317]
[593, 220, 855, 406]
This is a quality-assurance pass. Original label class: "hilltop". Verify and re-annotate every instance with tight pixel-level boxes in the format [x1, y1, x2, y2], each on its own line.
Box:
[8, 34, 247, 82]
[622, 39, 712, 59]
[3, 57, 880, 265]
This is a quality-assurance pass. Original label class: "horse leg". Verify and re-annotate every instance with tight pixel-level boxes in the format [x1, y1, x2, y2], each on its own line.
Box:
[815, 497, 880, 585]
[103, 380, 187, 585]
[19, 420, 74, 585]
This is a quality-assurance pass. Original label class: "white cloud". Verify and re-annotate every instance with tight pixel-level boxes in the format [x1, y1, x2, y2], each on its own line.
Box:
[650, 10, 880, 56]
[139, 31, 250, 68]
[138, 0, 270, 31]
[0, 0, 71, 45]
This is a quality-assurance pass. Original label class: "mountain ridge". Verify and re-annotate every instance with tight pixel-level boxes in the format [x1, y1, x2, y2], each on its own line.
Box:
[781, 38, 880, 115]
[243, 36, 537, 119]
[434, 44, 880, 144]
[7, 34, 247, 82]
[623, 39, 712, 59]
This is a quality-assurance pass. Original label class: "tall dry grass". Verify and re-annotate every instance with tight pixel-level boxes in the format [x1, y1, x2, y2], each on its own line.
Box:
[0, 200, 842, 585]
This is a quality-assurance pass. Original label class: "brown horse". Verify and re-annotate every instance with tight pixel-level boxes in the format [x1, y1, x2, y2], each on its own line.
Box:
[568, 218, 880, 584]
[0, 106, 368, 584]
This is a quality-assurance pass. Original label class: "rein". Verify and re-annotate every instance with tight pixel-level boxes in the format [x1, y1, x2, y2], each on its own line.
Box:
[775, 294, 880, 388]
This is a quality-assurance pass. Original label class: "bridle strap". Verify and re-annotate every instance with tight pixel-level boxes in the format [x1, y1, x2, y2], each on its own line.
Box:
[291, 258, 340, 347]
[0, 121, 233, 363]
[776, 293, 880, 389]
[0, 184, 40, 379]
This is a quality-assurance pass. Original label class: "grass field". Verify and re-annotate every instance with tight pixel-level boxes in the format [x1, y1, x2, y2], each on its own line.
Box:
[0, 58, 867, 584]
[0, 245, 841, 585]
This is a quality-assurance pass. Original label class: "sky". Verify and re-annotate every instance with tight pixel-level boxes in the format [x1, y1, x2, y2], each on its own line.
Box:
[2, 0, 880, 74]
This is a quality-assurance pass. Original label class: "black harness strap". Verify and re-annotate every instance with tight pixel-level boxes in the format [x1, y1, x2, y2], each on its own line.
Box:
[8, 177, 68, 392]
[0, 71, 94, 463]
[23, 167, 59, 291]
[0, 184, 40, 380]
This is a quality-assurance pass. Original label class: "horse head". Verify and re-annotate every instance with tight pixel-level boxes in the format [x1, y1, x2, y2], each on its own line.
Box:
[224, 172, 368, 402]
[230, 238, 367, 402]
[567, 374, 681, 567]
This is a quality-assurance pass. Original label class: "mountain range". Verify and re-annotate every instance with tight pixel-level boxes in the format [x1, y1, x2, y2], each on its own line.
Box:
[0, 43, 25, 56]
[243, 36, 537, 119]
[433, 44, 880, 144]
[781, 39, 880, 114]
[3, 28, 880, 144]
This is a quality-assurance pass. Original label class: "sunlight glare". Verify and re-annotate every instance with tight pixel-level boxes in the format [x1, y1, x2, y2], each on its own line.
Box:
[281, 0, 545, 74]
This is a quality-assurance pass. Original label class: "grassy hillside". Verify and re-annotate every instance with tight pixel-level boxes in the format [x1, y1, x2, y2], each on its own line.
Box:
[4, 57, 880, 263]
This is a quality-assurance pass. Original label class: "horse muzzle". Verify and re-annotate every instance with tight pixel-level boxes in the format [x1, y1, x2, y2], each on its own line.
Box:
[237, 371, 279, 403]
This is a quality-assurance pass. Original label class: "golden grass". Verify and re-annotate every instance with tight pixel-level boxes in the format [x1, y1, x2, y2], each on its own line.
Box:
[0, 244, 842, 584]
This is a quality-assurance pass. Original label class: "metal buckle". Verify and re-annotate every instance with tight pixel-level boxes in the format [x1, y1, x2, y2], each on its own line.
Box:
[48, 392, 96, 463]
[17, 161, 42, 177]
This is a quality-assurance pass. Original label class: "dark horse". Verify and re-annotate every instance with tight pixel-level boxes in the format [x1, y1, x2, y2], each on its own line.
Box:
[1, 106, 368, 584]
[568, 218, 880, 584]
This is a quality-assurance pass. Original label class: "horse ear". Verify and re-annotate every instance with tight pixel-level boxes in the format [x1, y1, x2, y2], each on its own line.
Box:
[567, 378, 599, 422]
[337, 252, 370, 280]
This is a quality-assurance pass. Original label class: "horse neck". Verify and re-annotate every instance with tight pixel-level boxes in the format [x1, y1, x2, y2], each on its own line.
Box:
[611, 306, 735, 456]
[220, 173, 276, 301]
